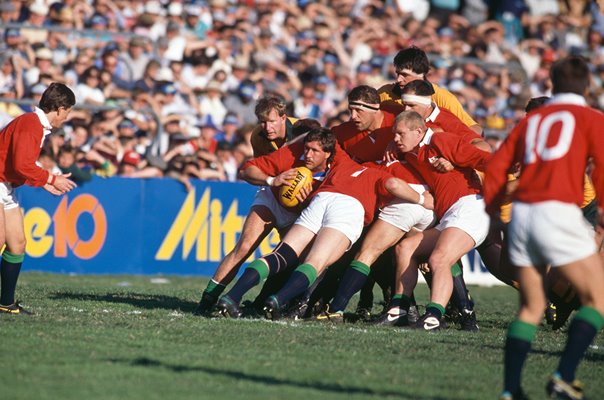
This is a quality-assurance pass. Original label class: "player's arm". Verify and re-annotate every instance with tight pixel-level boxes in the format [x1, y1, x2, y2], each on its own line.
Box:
[383, 177, 434, 210]
[435, 134, 492, 172]
[239, 164, 297, 187]
[12, 124, 52, 187]
[239, 144, 300, 187]
[483, 125, 524, 215]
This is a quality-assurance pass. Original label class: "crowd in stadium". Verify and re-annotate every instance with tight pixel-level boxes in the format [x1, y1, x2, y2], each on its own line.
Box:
[1, 2, 604, 399]
[0, 0, 603, 187]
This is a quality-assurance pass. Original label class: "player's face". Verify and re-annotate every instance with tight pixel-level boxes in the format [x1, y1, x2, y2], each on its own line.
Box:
[260, 109, 286, 141]
[349, 105, 376, 131]
[403, 101, 431, 119]
[303, 140, 331, 172]
[395, 68, 423, 89]
[393, 121, 422, 153]
[51, 106, 72, 129]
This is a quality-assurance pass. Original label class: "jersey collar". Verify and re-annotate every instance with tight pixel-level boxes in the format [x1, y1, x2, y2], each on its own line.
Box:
[548, 93, 587, 106]
[426, 103, 440, 123]
[419, 127, 435, 147]
[34, 106, 52, 136]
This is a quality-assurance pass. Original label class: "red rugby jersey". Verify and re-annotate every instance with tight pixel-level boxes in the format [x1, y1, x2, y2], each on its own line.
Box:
[426, 105, 482, 143]
[313, 156, 393, 226]
[243, 139, 348, 211]
[0, 109, 51, 187]
[403, 129, 491, 218]
[331, 108, 399, 163]
[484, 93, 604, 213]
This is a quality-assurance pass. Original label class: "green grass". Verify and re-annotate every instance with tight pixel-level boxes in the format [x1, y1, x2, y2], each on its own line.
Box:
[1, 272, 603, 400]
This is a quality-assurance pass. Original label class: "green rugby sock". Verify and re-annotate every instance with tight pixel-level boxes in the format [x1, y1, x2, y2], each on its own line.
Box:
[503, 319, 537, 394]
[0, 251, 24, 306]
[558, 307, 604, 382]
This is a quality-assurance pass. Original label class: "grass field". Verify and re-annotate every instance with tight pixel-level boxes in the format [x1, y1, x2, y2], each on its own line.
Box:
[1, 272, 603, 400]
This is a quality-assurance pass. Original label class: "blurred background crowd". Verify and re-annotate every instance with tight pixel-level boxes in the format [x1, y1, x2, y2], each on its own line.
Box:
[1, 0, 603, 187]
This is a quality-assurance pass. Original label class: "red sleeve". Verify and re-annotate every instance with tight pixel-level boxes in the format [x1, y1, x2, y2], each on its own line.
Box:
[13, 116, 50, 187]
[374, 170, 395, 205]
[483, 123, 524, 215]
[241, 140, 301, 176]
[433, 133, 491, 171]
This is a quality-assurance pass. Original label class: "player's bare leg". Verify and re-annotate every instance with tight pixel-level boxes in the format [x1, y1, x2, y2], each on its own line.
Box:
[0, 207, 27, 313]
[501, 264, 547, 398]
[372, 231, 424, 326]
[328, 220, 406, 315]
[411, 227, 475, 330]
[194, 205, 275, 315]
[266, 228, 352, 319]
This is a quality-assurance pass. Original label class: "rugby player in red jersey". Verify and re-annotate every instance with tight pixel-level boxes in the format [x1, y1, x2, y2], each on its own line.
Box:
[484, 56, 604, 400]
[391, 110, 492, 331]
[216, 127, 434, 319]
[0, 83, 77, 314]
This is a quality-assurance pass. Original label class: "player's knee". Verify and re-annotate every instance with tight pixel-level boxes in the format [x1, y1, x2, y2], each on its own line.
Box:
[261, 242, 299, 274]
[7, 238, 26, 255]
[427, 252, 450, 271]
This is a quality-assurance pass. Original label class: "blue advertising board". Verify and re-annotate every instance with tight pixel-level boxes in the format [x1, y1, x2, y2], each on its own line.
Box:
[16, 177, 280, 276]
[16, 176, 502, 285]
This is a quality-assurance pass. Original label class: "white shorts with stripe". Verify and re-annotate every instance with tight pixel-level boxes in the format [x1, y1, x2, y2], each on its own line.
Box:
[294, 192, 365, 246]
[508, 201, 597, 267]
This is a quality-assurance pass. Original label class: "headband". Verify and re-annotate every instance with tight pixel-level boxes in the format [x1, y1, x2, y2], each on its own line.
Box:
[349, 101, 380, 111]
[401, 94, 432, 106]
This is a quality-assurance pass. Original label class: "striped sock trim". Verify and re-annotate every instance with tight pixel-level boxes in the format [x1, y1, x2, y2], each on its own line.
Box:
[2, 251, 24, 264]
[427, 302, 445, 316]
[350, 260, 371, 276]
[507, 319, 537, 342]
[295, 263, 317, 287]
[450, 261, 462, 277]
[574, 306, 604, 330]
[248, 259, 270, 282]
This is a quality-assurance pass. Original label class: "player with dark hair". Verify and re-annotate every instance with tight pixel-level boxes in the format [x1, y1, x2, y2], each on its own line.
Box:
[391, 111, 491, 331]
[193, 95, 299, 315]
[216, 128, 434, 319]
[484, 56, 604, 400]
[321, 85, 406, 319]
[378, 46, 481, 134]
[214, 127, 340, 317]
[0, 82, 77, 314]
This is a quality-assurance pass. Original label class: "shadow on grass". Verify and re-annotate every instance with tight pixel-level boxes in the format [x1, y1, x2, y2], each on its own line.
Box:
[436, 339, 604, 363]
[49, 292, 198, 312]
[108, 356, 449, 400]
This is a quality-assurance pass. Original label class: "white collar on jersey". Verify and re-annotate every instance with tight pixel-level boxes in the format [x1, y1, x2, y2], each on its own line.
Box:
[426, 103, 440, 123]
[34, 106, 53, 135]
[419, 127, 435, 147]
[548, 93, 587, 106]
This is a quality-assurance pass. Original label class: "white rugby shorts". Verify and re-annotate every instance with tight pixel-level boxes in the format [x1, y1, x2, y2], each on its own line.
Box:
[379, 200, 436, 232]
[251, 186, 298, 229]
[294, 192, 365, 246]
[0, 182, 19, 210]
[435, 194, 489, 247]
[508, 201, 597, 267]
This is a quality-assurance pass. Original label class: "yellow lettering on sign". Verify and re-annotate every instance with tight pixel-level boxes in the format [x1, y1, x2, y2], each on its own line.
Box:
[23, 207, 53, 257]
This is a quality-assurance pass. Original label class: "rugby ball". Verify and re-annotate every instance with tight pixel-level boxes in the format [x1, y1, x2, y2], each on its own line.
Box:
[279, 166, 313, 208]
